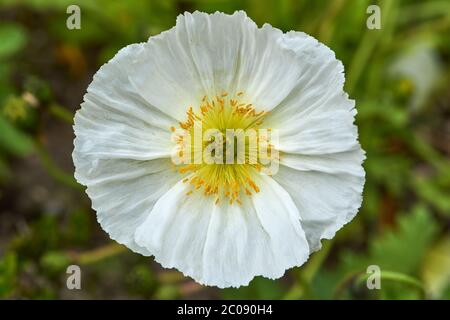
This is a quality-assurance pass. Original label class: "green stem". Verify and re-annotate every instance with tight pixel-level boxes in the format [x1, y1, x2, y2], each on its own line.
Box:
[73, 243, 127, 265]
[346, 0, 395, 95]
[48, 104, 74, 125]
[333, 271, 360, 299]
[283, 240, 333, 299]
[334, 270, 426, 299]
[356, 270, 425, 295]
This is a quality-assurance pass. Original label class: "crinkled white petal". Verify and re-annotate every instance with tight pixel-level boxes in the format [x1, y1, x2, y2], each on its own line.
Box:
[273, 164, 364, 252]
[74, 43, 176, 161]
[266, 32, 357, 155]
[262, 31, 366, 251]
[128, 11, 303, 120]
[79, 159, 180, 255]
[73, 43, 180, 254]
[280, 149, 365, 177]
[134, 175, 309, 288]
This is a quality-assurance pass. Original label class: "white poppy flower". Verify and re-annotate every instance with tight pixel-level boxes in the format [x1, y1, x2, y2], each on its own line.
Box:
[73, 11, 365, 288]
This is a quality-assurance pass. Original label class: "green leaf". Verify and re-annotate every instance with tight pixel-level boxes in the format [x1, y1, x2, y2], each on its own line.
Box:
[315, 205, 439, 299]
[370, 205, 439, 275]
[64, 209, 91, 244]
[153, 284, 179, 300]
[0, 252, 17, 298]
[413, 177, 450, 215]
[421, 237, 450, 299]
[0, 114, 34, 156]
[126, 264, 157, 296]
[0, 23, 27, 59]
[40, 251, 71, 273]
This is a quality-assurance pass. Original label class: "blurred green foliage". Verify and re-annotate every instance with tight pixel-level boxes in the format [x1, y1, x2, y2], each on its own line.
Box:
[0, 0, 449, 299]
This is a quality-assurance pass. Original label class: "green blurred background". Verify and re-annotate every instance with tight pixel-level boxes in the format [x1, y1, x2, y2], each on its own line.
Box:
[0, 0, 449, 300]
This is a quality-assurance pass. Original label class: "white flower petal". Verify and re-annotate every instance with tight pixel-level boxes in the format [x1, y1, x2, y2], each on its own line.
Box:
[273, 164, 364, 252]
[77, 158, 180, 255]
[266, 31, 357, 155]
[280, 149, 365, 177]
[73, 112, 172, 161]
[135, 175, 309, 288]
[127, 11, 303, 120]
[74, 44, 176, 162]
[73, 43, 181, 254]
[260, 31, 365, 252]
[83, 43, 175, 129]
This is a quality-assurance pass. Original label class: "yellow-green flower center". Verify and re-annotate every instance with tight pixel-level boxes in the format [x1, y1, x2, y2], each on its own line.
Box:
[171, 92, 276, 205]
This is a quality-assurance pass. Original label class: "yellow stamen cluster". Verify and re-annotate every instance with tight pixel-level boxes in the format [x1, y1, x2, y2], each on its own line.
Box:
[172, 92, 273, 205]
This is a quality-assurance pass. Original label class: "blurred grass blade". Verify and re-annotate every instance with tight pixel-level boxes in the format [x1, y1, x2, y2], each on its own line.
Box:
[0, 114, 34, 156]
